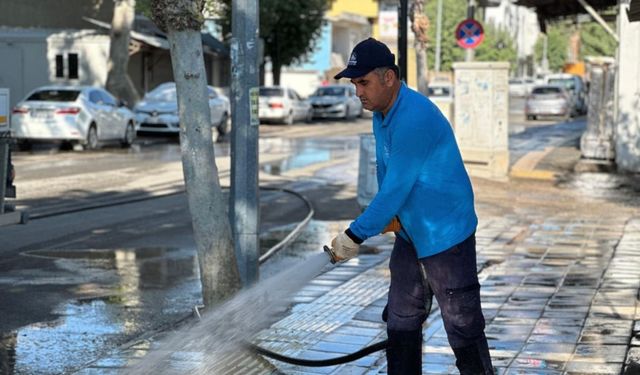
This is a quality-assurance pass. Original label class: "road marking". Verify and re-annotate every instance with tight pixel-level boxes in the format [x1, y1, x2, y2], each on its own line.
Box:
[510, 147, 557, 180]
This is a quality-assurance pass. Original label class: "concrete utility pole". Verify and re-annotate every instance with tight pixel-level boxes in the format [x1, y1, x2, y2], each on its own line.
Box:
[466, 0, 476, 62]
[435, 0, 444, 72]
[230, 0, 260, 285]
[398, 0, 408, 81]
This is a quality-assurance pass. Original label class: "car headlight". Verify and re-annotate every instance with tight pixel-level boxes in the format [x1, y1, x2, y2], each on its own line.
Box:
[333, 103, 345, 109]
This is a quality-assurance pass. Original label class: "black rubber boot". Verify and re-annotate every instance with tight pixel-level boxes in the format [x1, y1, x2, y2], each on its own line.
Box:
[386, 329, 422, 375]
[452, 338, 494, 375]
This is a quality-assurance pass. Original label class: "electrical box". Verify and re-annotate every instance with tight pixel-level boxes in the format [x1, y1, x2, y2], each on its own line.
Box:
[453, 62, 509, 180]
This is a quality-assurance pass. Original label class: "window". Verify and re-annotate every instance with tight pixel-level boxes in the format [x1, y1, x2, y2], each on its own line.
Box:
[68, 53, 79, 79]
[54, 53, 79, 79]
[27, 90, 80, 102]
[99, 90, 117, 106]
[259, 87, 283, 97]
[89, 91, 102, 104]
[55, 55, 64, 78]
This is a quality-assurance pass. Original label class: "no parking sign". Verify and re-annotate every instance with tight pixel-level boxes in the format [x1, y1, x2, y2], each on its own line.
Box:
[455, 19, 484, 49]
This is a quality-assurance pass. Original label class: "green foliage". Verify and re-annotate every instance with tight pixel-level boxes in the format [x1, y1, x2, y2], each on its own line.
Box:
[425, 0, 466, 72]
[475, 24, 517, 66]
[216, 0, 329, 83]
[533, 25, 568, 72]
[533, 21, 616, 72]
[136, 0, 153, 18]
[580, 22, 616, 58]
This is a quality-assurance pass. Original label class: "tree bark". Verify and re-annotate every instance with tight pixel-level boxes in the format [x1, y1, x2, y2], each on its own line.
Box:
[151, 0, 242, 307]
[272, 61, 281, 86]
[106, 0, 140, 107]
[410, 0, 429, 96]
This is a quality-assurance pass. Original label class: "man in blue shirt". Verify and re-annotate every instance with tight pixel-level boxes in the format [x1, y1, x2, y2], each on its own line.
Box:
[330, 38, 493, 374]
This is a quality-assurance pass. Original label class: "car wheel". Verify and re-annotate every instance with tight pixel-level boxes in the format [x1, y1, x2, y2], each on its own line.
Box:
[121, 122, 135, 148]
[85, 125, 99, 150]
[217, 112, 231, 136]
[285, 111, 294, 125]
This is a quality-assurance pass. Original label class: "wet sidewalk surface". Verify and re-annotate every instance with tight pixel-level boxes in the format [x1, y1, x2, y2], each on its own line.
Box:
[75, 211, 640, 375]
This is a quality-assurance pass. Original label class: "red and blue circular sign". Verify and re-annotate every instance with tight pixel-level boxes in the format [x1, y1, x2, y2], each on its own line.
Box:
[455, 18, 484, 49]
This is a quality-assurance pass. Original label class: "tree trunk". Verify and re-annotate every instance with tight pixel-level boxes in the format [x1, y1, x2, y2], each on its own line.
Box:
[259, 60, 266, 86]
[106, 0, 140, 107]
[151, 0, 242, 307]
[410, 0, 430, 96]
[272, 59, 281, 86]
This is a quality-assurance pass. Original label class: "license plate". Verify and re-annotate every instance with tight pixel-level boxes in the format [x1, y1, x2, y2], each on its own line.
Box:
[31, 110, 53, 119]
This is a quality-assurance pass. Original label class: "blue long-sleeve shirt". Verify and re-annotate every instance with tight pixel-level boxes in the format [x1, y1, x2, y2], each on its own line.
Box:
[348, 83, 477, 258]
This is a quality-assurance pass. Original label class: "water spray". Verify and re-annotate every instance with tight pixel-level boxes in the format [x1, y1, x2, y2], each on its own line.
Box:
[245, 245, 389, 367]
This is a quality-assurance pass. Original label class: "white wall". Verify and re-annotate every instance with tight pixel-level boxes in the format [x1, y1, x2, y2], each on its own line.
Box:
[485, 0, 539, 72]
[615, 3, 640, 172]
[0, 29, 110, 107]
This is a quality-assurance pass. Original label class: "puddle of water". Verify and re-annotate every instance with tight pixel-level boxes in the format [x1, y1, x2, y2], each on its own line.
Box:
[556, 172, 640, 204]
[259, 138, 359, 175]
[1, 247, 201, 374]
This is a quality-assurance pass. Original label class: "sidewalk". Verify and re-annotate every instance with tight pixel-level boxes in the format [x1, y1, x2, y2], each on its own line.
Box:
[74, 134, 640, 374]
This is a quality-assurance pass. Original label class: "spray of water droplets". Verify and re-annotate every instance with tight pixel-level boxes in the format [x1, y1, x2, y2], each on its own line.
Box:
[127, 252, 331, 374]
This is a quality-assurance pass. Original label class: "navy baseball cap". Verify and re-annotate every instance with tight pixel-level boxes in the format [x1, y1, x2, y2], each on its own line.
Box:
[334, 38, 397, 80]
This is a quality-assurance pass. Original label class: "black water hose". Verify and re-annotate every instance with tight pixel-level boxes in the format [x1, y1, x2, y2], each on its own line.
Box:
[246, 339, 388, 367]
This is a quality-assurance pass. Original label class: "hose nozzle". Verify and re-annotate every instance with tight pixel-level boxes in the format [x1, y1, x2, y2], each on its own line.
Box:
[323, 245, 338, 264]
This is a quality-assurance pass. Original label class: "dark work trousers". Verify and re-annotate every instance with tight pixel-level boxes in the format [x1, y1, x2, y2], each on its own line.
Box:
[385, 233, 492, 373]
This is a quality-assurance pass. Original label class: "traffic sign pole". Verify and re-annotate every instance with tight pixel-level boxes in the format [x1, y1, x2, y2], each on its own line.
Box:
[466, 0, 476, 61]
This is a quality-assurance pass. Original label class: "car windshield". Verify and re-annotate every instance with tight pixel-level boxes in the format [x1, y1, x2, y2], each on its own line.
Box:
[548, 78, 575, 91]
[260, 87, 284, 97]
[532, 86, 562, 95]
[427, 86, 451, 97]
[146, 85, 177, 102]
[27, 90, 80, 102]
[313, 87, 346, 96]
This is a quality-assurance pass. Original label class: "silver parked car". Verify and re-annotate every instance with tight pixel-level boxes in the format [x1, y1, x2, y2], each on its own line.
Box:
[309, 85, 363, 120]
[258, 86, 313, 125]
[546, 73, 587, 115]
[11, 86, 136, 150]
[135, 82, 230, 141]
[525, 85, 571, 120]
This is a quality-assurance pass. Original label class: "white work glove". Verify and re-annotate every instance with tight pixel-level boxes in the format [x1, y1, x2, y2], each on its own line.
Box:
[330, 231, 360, 262]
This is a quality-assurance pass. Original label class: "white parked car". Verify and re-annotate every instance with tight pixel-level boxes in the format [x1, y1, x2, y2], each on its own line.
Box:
[508, 77, 534, 97]
[258, 86, 313, 125]
[11, 86, 136, 150]
[309, 85, 363, 120]
[135, 82, 230, 141]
